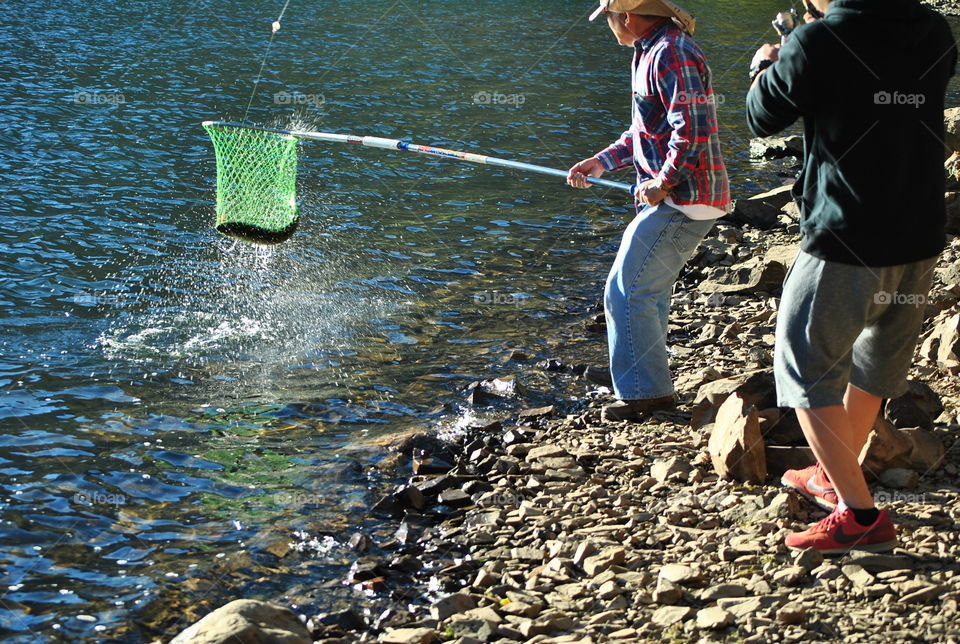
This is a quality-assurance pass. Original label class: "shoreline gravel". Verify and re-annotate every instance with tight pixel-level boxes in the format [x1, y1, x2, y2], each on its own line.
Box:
[306, 210, 960, 643]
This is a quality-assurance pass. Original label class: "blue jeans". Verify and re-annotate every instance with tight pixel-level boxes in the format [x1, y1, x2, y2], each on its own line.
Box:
[604, 202, 714, 400]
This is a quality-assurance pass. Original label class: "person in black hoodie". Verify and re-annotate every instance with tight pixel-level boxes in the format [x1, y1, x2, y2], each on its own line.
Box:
[746, 0, 956, 553]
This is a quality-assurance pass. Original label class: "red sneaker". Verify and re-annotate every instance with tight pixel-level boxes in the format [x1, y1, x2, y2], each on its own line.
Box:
[785, 507, 897, 554]
[781, 462, 838, 510]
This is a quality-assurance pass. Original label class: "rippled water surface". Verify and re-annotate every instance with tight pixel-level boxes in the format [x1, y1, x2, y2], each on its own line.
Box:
[2, 1, 959, 640]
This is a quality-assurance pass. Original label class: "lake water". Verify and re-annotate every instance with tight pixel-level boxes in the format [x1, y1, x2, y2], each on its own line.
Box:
[2, 1, 958, 640]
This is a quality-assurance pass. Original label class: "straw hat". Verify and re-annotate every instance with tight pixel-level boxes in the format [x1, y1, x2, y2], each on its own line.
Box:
[589, 0, 696, 35]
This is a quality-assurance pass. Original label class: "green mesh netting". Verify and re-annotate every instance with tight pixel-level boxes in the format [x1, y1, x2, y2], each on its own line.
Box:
[203, 122, 299, 244]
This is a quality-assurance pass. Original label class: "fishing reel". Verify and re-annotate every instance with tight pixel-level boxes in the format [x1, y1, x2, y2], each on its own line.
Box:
[772, 1, 824, 42]
[772, 8, 798, 42]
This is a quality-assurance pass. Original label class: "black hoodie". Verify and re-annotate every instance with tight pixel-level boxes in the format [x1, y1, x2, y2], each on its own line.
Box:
[747, 0, 956, 267]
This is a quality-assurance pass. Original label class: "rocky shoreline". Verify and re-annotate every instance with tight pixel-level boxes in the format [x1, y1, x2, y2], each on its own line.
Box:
[924, 0, 960, 16]
[168, 115, 960, 644]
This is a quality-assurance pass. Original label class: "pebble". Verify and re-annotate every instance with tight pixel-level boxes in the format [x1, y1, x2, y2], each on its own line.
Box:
[777, 602, 806, 625]
[700, 583, 748, 601]
[379, 628, 437, 644]
[658, 563, 703, 585]
[651, 605, 693, 627]
[841, 564, 875, 589]
[697, 606, 734, 630]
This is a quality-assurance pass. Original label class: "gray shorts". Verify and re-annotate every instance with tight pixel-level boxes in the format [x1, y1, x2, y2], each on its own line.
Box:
[775, 250, 937, 408]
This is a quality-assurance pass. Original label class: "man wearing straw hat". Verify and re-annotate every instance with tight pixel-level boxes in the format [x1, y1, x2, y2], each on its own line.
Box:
[568, 0, 730, 422]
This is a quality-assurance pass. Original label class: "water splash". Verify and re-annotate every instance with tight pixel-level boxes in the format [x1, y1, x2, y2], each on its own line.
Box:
[97, 236, 395, 376]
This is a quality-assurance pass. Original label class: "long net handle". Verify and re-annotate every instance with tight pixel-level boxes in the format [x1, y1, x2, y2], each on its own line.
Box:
[202, 121, 636, 196]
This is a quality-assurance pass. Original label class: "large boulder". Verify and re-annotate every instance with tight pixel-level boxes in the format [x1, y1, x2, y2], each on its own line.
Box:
[859, 417, 912, 477]
[899, 427, 946, 472]
[691, 369, 777, 430]
[884, 380, 944, 430]
[750, 135, 804, 160]
[170, 600, 312, 644]
[944, 107, 960, 157]
[765, 244, 799, 270]
[859, 418, 945, 478]
[727, 184, 795, 230]
[708, 393, 768, 483]
[752, 184, 796, 210]
[727, 198, 780, 230]
[698, 257, 787, 295]
[946, 191, 960, 235]
[919, 311, 960, 373]
[765, 445, 816, 478]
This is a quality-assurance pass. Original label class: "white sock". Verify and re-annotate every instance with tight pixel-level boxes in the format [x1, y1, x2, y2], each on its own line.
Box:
[836, 500, 848, 513]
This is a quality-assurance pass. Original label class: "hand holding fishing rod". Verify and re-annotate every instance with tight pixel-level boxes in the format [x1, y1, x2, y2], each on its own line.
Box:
[772, 0, 823, 42]
[753, 1, 825, 84]
[567, 157, 670, 207]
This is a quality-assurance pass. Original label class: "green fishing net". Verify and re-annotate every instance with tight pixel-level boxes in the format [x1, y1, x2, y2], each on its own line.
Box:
[203, 122, 299, 244]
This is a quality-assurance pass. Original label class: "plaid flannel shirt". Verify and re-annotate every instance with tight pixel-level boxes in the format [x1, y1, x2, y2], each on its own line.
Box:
[596, 20, 730, 209]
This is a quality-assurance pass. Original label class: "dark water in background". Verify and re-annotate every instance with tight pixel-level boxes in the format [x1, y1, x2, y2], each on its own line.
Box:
[1, 1, 959, 640]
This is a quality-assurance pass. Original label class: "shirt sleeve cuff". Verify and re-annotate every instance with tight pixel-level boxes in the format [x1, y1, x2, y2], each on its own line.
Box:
[657, 169, 679, 189]
[595, 151, 621, 172]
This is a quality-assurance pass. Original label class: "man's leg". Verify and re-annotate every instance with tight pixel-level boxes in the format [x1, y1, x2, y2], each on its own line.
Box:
[603, 203, 711, 412]
[795, 405, 875, 510]
[776, 253, 937, 552]
[781, 383, 880, 510]
[844, 384, 884, 456]
[774, 252, 887, 537]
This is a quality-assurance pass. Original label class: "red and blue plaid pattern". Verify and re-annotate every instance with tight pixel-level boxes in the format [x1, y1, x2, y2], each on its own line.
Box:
[596, 20, 730, 209]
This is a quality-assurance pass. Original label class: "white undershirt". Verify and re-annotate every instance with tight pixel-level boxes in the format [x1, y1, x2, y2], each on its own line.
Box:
[665, 196, 727, 221]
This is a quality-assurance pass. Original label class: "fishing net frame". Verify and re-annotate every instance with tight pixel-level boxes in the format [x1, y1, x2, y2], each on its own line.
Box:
[203, 121, 300, 244]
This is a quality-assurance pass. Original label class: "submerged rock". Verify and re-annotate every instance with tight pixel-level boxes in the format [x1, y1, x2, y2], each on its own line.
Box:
[315, 608, 367, 632]
[170, 599, 311, 644]
[749, 134, 804, 159]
